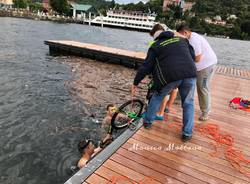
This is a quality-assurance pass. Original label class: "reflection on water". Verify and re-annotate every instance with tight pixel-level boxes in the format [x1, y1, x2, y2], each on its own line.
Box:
[0, 17, 249, 184]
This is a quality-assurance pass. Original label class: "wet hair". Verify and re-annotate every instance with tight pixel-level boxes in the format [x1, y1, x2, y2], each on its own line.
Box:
[176, 24, 191, 33]
[149, 24, 165, 37]
[106, 104, 115, 111]
[78, 139, 91, 154]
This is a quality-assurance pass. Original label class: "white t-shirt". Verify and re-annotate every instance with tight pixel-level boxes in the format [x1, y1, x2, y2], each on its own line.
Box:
[189, 32, 217, 71]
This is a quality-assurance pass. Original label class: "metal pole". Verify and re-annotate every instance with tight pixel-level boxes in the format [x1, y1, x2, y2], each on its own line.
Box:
[88, 12, 91, 25]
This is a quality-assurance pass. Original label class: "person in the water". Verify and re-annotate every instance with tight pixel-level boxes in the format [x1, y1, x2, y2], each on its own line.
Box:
[77, 139, 102, 169]
[77, 104, 125, 169]
[101, 104, 116, 143]
[101, 104, 130, 145]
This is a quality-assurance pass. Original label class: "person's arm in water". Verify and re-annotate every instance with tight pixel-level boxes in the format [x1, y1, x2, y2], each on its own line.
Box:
[92, 147, 102, 157]
[77, 158, 88, 169]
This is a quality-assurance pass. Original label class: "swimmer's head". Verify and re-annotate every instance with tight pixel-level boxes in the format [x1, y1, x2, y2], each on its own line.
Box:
[78, 139, 95, 155]
[106, 104, 117, 116]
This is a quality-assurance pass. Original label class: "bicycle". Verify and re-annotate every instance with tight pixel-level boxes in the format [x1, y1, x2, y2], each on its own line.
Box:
[110, 80, 154, 132]
[110, 99, 144, 131]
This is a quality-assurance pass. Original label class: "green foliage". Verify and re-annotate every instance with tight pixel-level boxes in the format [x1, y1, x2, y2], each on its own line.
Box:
[241, 20, 250, 35]
[189, 0, 250, 39]
[121, 0, 163, 14]
[50, 0, 70, 15]
[29, 2, 43, 12]
[13, 0, 28, 9]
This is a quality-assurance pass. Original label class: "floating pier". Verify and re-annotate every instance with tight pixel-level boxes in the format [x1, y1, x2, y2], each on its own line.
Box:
[44, 40, 146, 68]
[44, 41, 250, 184]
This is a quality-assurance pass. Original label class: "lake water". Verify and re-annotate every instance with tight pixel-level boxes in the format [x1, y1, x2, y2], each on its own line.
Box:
[0, 17, 249, 184]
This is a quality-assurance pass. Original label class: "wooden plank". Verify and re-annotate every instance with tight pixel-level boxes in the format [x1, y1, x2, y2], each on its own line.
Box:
[158, 114, 250, 151]
[94, 165, 138, 184]
[115, 147, 206, 184]
[127, 137, 249, 184]
[110, 152, 185, 184]
[137, 126, 250, 179]
[86, 173, 108, 184]
[103, 159, 162, 184]
[122, 142, 227, 184]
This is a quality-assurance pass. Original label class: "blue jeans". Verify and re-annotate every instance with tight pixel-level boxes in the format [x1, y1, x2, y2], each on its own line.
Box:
[144, 78, 196, 136]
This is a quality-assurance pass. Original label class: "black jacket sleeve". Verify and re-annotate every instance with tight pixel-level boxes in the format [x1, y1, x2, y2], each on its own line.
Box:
[186, 39, 195, 61]
[133, 48, 156, 86]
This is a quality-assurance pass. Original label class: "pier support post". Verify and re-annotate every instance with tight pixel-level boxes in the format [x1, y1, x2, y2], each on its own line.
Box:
[83, 13, 86, 24]
[73, 9, 76, 19]
[101, 15, 103, 28]
[88, 12, 91, 25]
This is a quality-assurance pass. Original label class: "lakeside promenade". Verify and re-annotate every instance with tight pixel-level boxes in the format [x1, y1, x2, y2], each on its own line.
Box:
[0, 9, 80, 23]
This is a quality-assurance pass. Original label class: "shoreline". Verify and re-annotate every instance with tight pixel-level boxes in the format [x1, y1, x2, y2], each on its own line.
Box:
[1, 10, 249, 41]
[0, 9, 80, 24]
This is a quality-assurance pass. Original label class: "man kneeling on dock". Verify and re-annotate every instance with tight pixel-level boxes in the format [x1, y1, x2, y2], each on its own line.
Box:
[131, 24, 197, 142]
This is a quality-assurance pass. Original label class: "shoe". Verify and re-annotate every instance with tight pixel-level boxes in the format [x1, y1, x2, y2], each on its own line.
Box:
[199, 114, 209, 121]
[143, 123, 152, 129]
[155, 115, 164, 121]
[181, 135, 192, 142]
[141, 112, 146, 119]
[164, 107, 169, 113]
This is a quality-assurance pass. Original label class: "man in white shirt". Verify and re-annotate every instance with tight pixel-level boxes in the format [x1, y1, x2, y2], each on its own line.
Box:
[177, 24, 217, 121]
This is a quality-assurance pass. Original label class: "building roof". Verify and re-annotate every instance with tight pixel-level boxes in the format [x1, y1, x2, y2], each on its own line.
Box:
[0, 0, 13, 5]
[70, 3, 92, 11]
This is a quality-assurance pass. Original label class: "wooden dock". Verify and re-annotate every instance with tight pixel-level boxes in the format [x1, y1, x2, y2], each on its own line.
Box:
[44, 41, 250, 184]
[78, 70, 250, 184]
[44, 40, 145, 68]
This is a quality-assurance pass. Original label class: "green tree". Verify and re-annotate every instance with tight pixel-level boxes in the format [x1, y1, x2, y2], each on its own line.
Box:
[241, 20, 250, 35]
[50, 0, 70, 15]
[29, 2, 43, 12]
[13, 0, 28, 9]
[231, 24, 242, 39]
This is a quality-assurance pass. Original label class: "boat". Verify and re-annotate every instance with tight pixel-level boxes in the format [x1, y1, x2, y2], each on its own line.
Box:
[91, 9, 158, 32]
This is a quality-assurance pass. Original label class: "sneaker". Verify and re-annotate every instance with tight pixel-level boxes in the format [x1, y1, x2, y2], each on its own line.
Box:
[155, 115, 164, 121]
[181, 134, 192, 142]
[164, 107, 169, 113]
[143, 123, 152, 129]
[199, 114, 209, 121]
[141, 112, 146, 119]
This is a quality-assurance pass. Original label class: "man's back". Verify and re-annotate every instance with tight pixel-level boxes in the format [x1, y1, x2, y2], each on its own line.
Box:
[150, 33, 197, 89]
[189, 32, 217, 71]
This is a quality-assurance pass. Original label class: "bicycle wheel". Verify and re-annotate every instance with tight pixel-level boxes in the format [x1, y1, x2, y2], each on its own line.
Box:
[111, 99, 144, 130]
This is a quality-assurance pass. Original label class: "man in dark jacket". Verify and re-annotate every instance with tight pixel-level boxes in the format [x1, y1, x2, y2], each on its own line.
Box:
[131, 24, 197, 142]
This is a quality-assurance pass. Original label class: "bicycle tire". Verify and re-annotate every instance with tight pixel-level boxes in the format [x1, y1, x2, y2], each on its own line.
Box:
[111, 99, 144, 130]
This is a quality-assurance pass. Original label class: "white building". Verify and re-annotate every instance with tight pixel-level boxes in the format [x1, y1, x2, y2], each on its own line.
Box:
[0, 0, 13, 8]
[227, 14, 237, 20]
